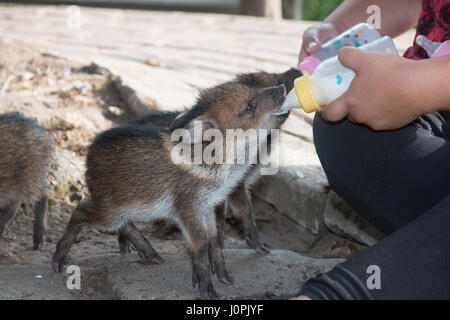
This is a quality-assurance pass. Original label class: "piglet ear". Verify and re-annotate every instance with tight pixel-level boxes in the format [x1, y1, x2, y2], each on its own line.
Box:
[185, 118, 219, 144]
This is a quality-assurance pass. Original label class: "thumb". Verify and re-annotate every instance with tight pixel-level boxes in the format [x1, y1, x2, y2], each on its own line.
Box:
[338, 47, 368, 72]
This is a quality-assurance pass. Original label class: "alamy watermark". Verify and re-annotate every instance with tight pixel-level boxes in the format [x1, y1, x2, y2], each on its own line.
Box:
[67, 5, 81, 30]
[66, 265, 81, 290]
[367, 5, 381, 29]
[170, 122, 280, 176]
[366, 264, 381, 290]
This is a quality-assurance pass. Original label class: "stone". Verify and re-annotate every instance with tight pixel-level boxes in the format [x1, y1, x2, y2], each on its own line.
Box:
[0, 265, 74, 300]
[254, 132, 329, 234]
[107, 105, 125, 116]
[94, 57, 203, 116]
[106, 249, 343, 299]
[48, 149, 87, 203]
[323, 191, 385, 246]
[281, 110, 313, 142]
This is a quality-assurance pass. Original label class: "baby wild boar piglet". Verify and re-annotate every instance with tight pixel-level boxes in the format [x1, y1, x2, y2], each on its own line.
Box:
[52, 73, 291, 299]
[132, 68, 302, 254]
[0, 113, 53, 250]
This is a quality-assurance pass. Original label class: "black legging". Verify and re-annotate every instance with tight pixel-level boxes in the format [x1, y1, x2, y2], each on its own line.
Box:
[297, 111, 450, 299]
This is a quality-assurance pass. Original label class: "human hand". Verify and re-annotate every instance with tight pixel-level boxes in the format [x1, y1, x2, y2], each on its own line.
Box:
[298, 22, 340, 64]
[321, 47, 432, 131]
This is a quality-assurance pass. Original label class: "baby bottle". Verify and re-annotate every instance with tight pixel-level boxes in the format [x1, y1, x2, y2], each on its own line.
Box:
[416, 35, 450, 58]
[283, 36, 399, 113]
[298, 22, 381, 75]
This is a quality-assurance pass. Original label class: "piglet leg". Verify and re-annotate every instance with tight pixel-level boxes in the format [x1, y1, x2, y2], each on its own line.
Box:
[179, 210, 219, 300]
[210, 203, 233, 285]
[33, 195, 48, 251]
[0, 194, 20, 238]
[120, 222, 162, 264]
[228, 186, 270, 254]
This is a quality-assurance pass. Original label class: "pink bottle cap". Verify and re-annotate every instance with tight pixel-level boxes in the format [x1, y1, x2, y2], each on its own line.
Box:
[297, 56, 321, 75]
[432, 40, 450, 58]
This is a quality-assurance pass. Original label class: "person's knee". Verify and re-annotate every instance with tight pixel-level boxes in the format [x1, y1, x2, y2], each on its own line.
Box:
[312, 112, 349, 176]
[312, 113, 379, 228]
[312, 112, 375, 198]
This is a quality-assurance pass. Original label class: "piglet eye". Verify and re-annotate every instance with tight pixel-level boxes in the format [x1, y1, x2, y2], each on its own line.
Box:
[239, 102, 257, 117]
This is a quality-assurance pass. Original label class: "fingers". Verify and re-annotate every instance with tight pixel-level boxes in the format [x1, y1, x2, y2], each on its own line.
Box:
[303, 29, 320, 52]
[321, 98, 349, 122]
[298, 30, 321, 62]
[299, 43, 320, 62]
[338, 47, 369, 72]
[298, 22, 339, 63]
[321, 49, 369, 122]
[299, 45, 320, 63]
[306, 40, 320, 54]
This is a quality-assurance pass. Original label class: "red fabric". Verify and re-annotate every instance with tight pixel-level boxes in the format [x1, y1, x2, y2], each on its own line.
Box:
[404, 0, 450, 59]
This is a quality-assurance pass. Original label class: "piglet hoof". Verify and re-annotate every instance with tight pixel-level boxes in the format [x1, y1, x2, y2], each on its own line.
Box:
[33, 241, 45, 252]
[219, 275, 234, 285]
[245, 236, 271, 255]
[120, 245, 137, 256]
[51, 261, 65, 273]
[215, 264, 233, 285]
[255, 245, 271, 255]
[135, 244, 163, 264]
[199, 282, 219, 300]
[137, 254, 164, 265]
[244, 235, 259, 248]
[152, 255, 164, 264]
[192, 267, 219, 299]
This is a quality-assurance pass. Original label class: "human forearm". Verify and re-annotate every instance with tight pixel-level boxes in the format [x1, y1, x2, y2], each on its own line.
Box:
[325, 0, 421, 37]
[412, 55, 450, 114]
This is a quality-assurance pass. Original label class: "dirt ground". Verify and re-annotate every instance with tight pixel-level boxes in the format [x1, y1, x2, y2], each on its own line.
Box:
[0, 37, 362, 299]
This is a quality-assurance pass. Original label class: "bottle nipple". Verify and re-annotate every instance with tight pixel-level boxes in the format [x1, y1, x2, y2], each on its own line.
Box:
[297, 56, 321, 75]
[416, 35, 442, 58]
[281, 89, 301, 111]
